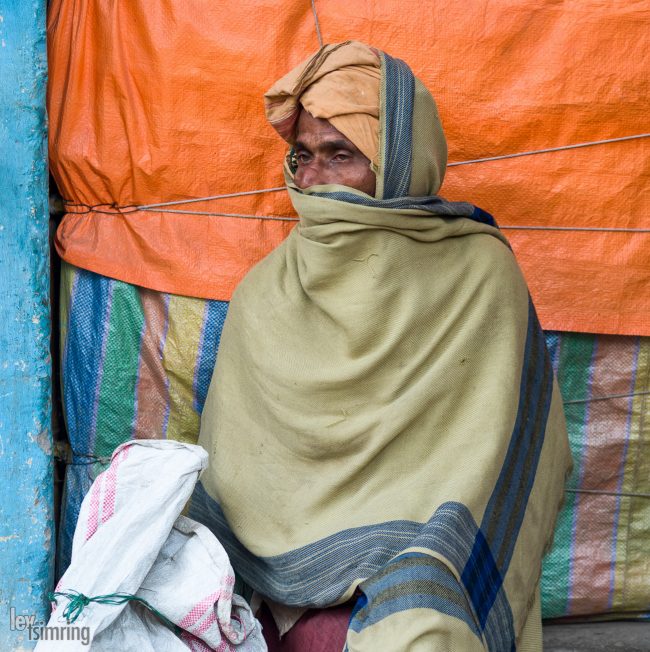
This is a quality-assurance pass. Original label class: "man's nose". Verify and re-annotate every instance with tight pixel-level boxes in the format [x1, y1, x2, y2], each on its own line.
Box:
[295, 160, 324, 189]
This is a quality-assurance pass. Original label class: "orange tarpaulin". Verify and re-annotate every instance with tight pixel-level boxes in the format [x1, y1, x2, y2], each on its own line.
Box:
[48, 0, 650, 336]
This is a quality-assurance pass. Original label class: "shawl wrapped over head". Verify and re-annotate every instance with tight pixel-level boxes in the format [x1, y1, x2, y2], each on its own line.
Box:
[195, 41, 571, 651]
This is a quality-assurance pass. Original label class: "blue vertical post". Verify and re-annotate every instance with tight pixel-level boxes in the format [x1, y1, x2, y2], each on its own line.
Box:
[0, 1, 53, 649]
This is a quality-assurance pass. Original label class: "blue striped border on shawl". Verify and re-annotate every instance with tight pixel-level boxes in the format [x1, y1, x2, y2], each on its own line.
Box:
[190, 489, 510, 648]
[191, 299, 552, 652]
[381, 53, 414, 199]
[308, 188, 480, 218]
[461, 299, 553, 639]
[472, 205, 498, 227]
[349, 552, 481, 638]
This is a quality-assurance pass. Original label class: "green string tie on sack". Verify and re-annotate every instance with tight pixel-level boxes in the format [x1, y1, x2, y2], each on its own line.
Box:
[48, 590, 180, 634]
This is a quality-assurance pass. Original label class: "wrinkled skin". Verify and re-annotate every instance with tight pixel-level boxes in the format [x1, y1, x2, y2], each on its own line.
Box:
[293, 109, 376, 196]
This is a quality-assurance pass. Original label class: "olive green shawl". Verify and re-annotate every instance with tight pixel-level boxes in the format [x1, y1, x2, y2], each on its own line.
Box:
[195, 42, 571, 652]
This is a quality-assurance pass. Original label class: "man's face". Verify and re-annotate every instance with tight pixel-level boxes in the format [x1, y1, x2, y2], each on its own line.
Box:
[293, 109, 376, 196]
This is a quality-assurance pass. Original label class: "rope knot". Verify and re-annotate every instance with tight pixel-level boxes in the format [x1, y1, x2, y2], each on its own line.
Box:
[47, 589, 180, 633]
[64, 592, 91, 623]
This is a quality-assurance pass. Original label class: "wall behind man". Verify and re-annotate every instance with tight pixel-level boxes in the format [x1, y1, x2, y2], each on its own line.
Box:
[48, 0, 650, 335]
[0, 1, 53, 649]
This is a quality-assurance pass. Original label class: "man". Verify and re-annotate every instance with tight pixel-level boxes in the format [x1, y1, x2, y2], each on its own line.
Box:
[193, 41, 571, 651]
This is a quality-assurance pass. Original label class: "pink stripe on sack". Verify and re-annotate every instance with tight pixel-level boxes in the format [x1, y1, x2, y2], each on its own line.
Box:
[85, 472, 104, 540]
[221, 611, 245, 642]
[217, 577, 242, 642]
[180, 631, 214, 652]
[179, 591, 220, 629]
[101, 445, 130, 525]
[193, 609, 217, 636]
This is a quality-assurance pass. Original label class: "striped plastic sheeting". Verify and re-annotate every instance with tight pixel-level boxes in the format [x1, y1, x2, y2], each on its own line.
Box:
[541, 332, 650, 619]
[58, 262, 650, 619]
[57, 262, 228, 574]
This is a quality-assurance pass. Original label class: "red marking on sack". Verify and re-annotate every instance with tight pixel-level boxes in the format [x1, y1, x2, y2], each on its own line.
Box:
[180, 631, 213, 652]
[221, 609, 245, 643]
[101, 445, 130, 525]
[85, 471, 104, 540]
[193, 608, 217, 636]
[179, 591, 220, 629]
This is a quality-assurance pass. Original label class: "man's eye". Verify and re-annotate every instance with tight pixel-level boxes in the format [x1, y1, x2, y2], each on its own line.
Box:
[295, 153, 310, 164]
[333, 153, 351, 162]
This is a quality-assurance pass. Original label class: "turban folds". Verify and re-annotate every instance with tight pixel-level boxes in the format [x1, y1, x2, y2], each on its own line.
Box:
[265, 41, 381, 166]
[264, 40, 448, 197]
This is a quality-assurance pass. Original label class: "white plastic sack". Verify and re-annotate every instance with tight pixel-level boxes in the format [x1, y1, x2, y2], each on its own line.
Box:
[36, 440, 266, 651]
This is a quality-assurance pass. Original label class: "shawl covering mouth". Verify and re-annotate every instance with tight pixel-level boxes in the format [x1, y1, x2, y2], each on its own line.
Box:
[196, 42, 571, 651]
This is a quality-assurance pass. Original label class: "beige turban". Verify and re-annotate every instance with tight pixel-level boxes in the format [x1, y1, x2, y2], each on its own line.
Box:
[264, 41, 381, 166]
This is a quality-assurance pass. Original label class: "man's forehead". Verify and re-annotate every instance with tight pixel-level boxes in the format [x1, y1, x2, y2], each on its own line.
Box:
[295, 109, 358, 151]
